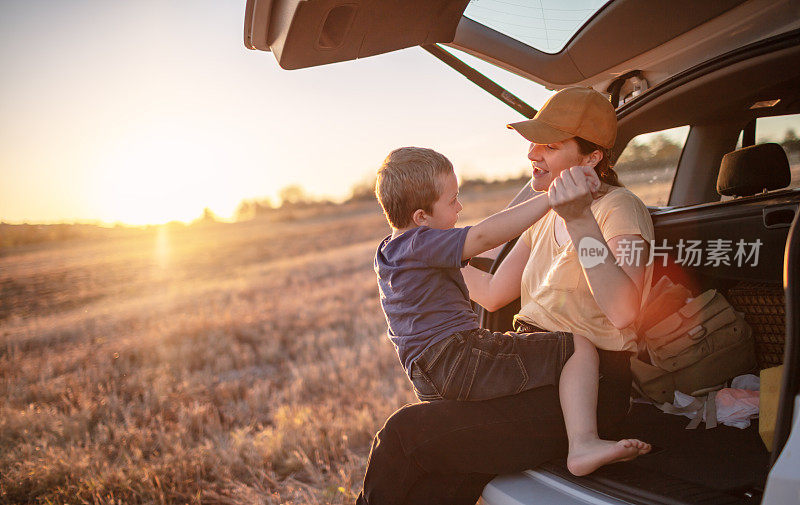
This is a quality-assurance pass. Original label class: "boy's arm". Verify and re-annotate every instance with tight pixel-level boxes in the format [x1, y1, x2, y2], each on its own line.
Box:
[462, 165, 600, 261]
[461, 193, 550, 261]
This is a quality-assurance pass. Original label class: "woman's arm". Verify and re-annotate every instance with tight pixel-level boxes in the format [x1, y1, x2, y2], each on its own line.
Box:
[566, 214, 648, 329]
[462, 237, 531, 312]
[549, 167, 648, 329]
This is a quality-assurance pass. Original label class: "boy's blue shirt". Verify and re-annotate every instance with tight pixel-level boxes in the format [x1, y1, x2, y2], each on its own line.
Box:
[374, 225, 479, 374]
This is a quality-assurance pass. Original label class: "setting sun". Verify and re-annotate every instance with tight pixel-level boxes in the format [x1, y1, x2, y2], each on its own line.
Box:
[95, 125, 241, 225]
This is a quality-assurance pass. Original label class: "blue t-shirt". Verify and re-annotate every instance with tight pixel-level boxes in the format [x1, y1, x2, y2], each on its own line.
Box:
[374, 226, 480, 373]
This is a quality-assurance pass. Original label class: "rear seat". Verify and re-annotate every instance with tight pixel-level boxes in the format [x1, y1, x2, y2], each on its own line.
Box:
[716, 142, 791, 198]
[726, 282, 785, 369]
[716, 142, 792, 370]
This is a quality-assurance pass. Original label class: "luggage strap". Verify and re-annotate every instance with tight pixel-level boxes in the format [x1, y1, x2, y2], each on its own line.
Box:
[657, 391, 718, 429]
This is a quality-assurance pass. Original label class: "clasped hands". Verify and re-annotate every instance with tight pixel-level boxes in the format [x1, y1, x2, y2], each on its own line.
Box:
[547, 165, 602, 221]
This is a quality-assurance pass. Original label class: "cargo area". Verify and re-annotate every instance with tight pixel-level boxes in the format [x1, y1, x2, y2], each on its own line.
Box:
[541, 405, 767, 505]
[538, 192, 797, 505]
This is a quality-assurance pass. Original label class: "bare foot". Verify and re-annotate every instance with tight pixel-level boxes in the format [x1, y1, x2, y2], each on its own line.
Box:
[567, 439, 651, 476]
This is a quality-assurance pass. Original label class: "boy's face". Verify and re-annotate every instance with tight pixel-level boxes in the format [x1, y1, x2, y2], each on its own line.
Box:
[424, 170, 462, 229]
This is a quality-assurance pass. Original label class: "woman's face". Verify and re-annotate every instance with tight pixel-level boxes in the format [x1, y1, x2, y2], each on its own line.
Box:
[527, 137, 589, 192]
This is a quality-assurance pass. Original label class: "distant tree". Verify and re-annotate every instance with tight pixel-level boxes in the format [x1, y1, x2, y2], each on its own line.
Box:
[349, 177, 377, 202]
[279, 184, 309, 207]
[196, 207, 217, 224]
[615, 134, 682, 171]
[235, 200, 255, 221]
[651, 135, 682, 164]
[459, 175, 490, 192]
[782, 129, 800, 154]
[234, 198, 274, 221]
[615, 141, 651, 168]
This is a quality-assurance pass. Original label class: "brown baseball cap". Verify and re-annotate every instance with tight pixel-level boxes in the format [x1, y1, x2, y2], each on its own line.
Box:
[507, 87, 617, 149]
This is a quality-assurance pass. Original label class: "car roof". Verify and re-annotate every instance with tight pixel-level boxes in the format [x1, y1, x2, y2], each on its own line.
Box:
[448, 0, 800, 94]
[246, 0, 800, 107]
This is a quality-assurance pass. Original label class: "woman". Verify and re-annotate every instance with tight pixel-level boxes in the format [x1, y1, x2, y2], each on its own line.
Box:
[356, 87, 654, 505]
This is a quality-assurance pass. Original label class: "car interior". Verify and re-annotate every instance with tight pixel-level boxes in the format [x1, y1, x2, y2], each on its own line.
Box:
[478, 27, 800, 505]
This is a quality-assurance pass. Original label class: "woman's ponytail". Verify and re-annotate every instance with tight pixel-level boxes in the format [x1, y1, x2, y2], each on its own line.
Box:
[575, 137, 623, 187]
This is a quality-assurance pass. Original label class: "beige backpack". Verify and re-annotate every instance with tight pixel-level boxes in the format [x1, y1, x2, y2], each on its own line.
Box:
[631, 276, 757, 404]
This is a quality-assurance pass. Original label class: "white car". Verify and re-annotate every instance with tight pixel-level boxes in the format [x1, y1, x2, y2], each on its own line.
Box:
[243, 1, 800, 503]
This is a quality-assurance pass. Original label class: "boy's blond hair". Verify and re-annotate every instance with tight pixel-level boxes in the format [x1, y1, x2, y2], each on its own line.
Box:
[375, 147, 454, 229]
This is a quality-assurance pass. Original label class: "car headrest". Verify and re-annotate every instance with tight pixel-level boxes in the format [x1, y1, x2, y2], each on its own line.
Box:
[717, 143, 790, 197]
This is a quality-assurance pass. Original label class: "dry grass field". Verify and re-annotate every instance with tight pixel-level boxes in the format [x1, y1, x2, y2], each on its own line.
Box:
[0, 186, 521, 504]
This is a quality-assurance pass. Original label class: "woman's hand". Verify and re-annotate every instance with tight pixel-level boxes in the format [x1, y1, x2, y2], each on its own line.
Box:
[548, 165, 601, 222]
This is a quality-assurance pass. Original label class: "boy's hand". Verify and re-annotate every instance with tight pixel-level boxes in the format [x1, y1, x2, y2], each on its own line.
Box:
[548, 165, 601, 221]
[573, 165, 602, 198]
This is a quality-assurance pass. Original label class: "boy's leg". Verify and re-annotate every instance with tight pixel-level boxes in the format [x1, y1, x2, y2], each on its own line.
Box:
[560, 334, 650, 476]
[412, 330, 546, 402]
[421, 328, 572, 402]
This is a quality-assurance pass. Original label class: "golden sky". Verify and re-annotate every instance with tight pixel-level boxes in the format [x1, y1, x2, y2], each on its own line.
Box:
[0, 0, 553, 226]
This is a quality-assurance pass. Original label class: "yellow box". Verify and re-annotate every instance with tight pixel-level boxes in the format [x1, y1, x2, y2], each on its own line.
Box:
[760, 365, 784, 451]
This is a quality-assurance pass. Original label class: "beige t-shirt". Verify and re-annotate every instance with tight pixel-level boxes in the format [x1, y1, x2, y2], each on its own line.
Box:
[516, 186, 654, 352]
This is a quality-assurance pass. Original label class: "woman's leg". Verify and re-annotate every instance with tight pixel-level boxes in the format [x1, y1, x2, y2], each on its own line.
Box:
[597, 348, 633, 437]
[357, 385, 567, 505]
[442, 327, 648, 475]
[559, 334, 650, 476]
[356, 350, 635, 505]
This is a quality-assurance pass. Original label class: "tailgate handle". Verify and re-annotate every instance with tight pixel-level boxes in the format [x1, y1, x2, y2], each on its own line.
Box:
[763, 205, 796, 229]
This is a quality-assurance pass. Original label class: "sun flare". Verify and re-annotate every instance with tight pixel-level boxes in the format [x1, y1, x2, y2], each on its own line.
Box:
[96, 127, 240, 225]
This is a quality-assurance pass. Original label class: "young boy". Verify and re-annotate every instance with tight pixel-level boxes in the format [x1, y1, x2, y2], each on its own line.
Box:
[374, 146, 649, 476]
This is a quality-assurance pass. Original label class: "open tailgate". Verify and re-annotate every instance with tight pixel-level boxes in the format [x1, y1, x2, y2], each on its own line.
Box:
[244, 0, 470, 70]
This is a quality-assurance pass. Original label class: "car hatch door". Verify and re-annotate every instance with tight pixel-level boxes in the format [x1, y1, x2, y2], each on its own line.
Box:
[244, 0, 471, 70]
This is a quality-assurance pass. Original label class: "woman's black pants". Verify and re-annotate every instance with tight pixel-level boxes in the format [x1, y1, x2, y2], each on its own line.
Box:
[356, 349, 631, 505]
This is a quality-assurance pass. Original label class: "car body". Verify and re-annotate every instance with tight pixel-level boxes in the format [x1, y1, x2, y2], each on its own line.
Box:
[243, 1, 800, 503]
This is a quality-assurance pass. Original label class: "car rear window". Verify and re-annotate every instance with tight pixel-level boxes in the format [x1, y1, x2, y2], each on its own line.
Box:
[462, 0, 609, 54]
[614, 126, 690, 207]
[737, 114, 800, 190]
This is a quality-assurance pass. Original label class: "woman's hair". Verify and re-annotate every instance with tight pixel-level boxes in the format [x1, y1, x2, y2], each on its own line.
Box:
[574, 137, 623, 187]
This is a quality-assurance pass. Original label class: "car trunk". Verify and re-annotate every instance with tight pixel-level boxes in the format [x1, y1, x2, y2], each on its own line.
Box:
[482, 189, 798, 505]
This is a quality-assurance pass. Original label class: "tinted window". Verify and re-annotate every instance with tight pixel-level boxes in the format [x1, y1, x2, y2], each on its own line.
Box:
[614, 126, 690, 206]
[756, 114, 800, 189]
[463, 0, 608, 54]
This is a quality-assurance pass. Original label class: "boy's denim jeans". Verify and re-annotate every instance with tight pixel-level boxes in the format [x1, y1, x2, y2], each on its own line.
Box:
[356, 348, 632, 505]
[409, 328, 573, 402]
